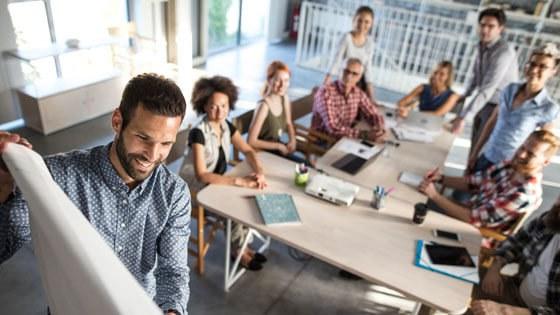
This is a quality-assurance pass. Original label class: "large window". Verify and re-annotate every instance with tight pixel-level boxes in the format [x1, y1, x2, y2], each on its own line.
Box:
[7, 0, 128, 83]
[207, 0, 269, 53]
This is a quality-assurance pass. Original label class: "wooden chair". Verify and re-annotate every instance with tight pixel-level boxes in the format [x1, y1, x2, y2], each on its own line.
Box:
[294, 123, 337, 161]
[188, 190, 224, 275]
[478, 211, 532, 268]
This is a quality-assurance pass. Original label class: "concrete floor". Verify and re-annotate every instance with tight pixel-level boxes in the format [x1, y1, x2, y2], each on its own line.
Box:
[1, 40, 559, 315]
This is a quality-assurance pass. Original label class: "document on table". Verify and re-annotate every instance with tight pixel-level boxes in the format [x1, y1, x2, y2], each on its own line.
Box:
[2, 144, 162, 315]
[399, 171, 423, 188]
[391, 127, 436, 143]
[337, 138, 382, 160]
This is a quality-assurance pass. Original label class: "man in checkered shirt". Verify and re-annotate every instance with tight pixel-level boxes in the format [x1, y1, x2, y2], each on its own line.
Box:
[418, 129, 559, 229]
[471, 196, 560, 314]
[311, 57, 385, 142]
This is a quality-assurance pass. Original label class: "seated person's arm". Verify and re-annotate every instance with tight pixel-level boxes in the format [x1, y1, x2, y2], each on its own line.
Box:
[418, 180, 471, 222]
[471, 300, 531, 315]
[247, 102, 289, 154]
[397, 84, 423, 117]
[283, 98, 297, 153]
[231, 129, 267, 189]
[357, 92, 386, 140]
[432, 92, 460, 116]
[192, 142, 260, 188]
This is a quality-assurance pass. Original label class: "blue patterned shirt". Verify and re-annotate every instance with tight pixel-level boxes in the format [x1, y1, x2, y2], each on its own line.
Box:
[0, 143, 191, 314]
[484, 82, 560, 163]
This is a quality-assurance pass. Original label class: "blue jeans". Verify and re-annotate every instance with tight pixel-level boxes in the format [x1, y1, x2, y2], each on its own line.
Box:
[451, 154, 495, 204]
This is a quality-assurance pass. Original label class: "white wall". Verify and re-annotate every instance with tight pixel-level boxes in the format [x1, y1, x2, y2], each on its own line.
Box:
[267, 0, 291, 43]
[0, 0, 22, 124]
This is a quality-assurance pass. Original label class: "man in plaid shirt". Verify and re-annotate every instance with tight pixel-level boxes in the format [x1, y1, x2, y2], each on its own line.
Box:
[419, 130, 559, 229]
[311, 57, 385, 142]
[471, 196, 560, 314]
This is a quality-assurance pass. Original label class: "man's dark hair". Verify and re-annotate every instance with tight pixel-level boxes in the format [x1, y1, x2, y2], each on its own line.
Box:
[191, 76, 239, 115]
[478, 8, 506, 26]
[119, 73, 186, 130]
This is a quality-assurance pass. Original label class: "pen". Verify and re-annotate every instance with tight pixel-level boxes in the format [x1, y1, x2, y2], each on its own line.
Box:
[426, 167, 439, 180]
[384, 187, 395, 196]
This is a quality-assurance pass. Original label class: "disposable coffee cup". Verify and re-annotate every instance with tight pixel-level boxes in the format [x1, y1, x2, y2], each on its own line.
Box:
[413, 203, 428, 224]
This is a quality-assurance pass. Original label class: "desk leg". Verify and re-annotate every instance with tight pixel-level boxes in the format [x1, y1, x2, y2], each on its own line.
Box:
[223, 220, 272, 292]
[412, 303, 434, 315]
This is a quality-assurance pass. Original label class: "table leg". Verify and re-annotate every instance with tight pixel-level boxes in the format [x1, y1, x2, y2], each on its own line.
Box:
[412, 302, 435, 315]
[223, 221, 272, 292]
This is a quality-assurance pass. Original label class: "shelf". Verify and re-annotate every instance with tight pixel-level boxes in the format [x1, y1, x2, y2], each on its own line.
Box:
[2, 37, 126, 62]
[17, 70, 121, 99]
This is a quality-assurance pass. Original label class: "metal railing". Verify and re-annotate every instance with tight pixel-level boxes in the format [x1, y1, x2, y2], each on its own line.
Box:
[296, 1, 560, 100]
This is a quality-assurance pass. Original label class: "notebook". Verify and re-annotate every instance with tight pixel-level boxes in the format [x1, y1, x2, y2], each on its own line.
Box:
[255, 194, 301, 225]
[414, 240, 479, 284]
[304, 174, 360, 206]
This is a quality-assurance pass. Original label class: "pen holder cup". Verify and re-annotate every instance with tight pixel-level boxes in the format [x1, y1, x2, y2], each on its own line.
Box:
[371, 194, 386, 210]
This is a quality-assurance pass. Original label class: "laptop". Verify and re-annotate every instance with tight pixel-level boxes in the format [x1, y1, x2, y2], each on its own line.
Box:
[331, 141, 384, 175]
[304, 174, 360, 206]
[402, 111, 443, 132]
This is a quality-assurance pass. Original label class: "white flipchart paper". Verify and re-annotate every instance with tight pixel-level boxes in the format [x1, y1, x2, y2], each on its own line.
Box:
[2, 143, 161, 315]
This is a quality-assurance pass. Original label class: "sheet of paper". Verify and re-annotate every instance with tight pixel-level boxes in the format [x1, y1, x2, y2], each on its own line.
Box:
[399, 171, 423, 188]
[3, 144, 162, 315]
[392, 127, 435, 143]
[337, 138, 382, 159]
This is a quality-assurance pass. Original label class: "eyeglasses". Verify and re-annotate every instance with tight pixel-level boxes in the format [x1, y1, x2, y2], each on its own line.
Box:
[343, 68, 361, 77]
[527, 61, 553, 71]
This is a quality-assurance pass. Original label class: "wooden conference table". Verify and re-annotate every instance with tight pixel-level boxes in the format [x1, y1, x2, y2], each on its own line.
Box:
[197, 119, 481, 314]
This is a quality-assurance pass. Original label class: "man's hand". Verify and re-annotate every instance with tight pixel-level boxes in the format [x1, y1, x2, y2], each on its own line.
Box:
[0, 132, 32, 203]
[451, 117, 465, 134]
[423, 167, 442, 183]
[418, 180, 439, 199]
[481, 264, 504, 297]
[368, 127, 386, 142]
[471, 300, 530, 315]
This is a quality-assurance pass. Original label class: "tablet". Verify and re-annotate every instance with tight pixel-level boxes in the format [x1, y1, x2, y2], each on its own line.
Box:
[425, 243, 475, 267]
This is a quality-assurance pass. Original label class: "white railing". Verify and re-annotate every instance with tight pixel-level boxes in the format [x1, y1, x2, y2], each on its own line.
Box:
[296, 1, 560, 100]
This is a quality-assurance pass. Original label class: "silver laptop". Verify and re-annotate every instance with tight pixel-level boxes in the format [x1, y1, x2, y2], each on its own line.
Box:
[304, 174, 360, 206]
[402, 111, 443, 132]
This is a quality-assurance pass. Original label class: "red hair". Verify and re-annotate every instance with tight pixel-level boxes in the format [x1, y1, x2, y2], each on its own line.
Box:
[262, 61, 291, 96]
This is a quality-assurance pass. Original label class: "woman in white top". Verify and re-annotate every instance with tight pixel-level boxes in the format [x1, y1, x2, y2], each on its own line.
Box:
[324, 6, 376, 99]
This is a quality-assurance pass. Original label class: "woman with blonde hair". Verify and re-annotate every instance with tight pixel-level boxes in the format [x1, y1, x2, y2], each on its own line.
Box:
[397, 60, 460, 117]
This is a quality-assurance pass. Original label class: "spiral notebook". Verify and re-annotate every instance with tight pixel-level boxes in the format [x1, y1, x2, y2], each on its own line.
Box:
[255, 194, 301, 226]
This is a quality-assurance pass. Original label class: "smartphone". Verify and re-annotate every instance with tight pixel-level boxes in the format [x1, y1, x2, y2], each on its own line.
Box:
[385, 111, 394, 118]
[360, 140, 374, 147]
[432, 229, 461, 241]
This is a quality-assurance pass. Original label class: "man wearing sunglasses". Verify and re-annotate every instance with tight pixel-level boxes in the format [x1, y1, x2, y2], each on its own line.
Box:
[312, 58, 385, 142]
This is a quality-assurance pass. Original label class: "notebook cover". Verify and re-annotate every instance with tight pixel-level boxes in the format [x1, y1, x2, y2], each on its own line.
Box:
[255, 194, 301, 225]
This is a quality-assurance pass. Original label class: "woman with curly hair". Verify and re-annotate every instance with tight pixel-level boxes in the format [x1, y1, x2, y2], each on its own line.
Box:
[180, 75, 268, 271]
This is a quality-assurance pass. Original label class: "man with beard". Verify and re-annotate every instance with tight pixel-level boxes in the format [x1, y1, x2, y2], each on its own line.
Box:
[0, 73, 190, 315]
[418, 129, 559, 229]
[470, 196, 560, 314]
